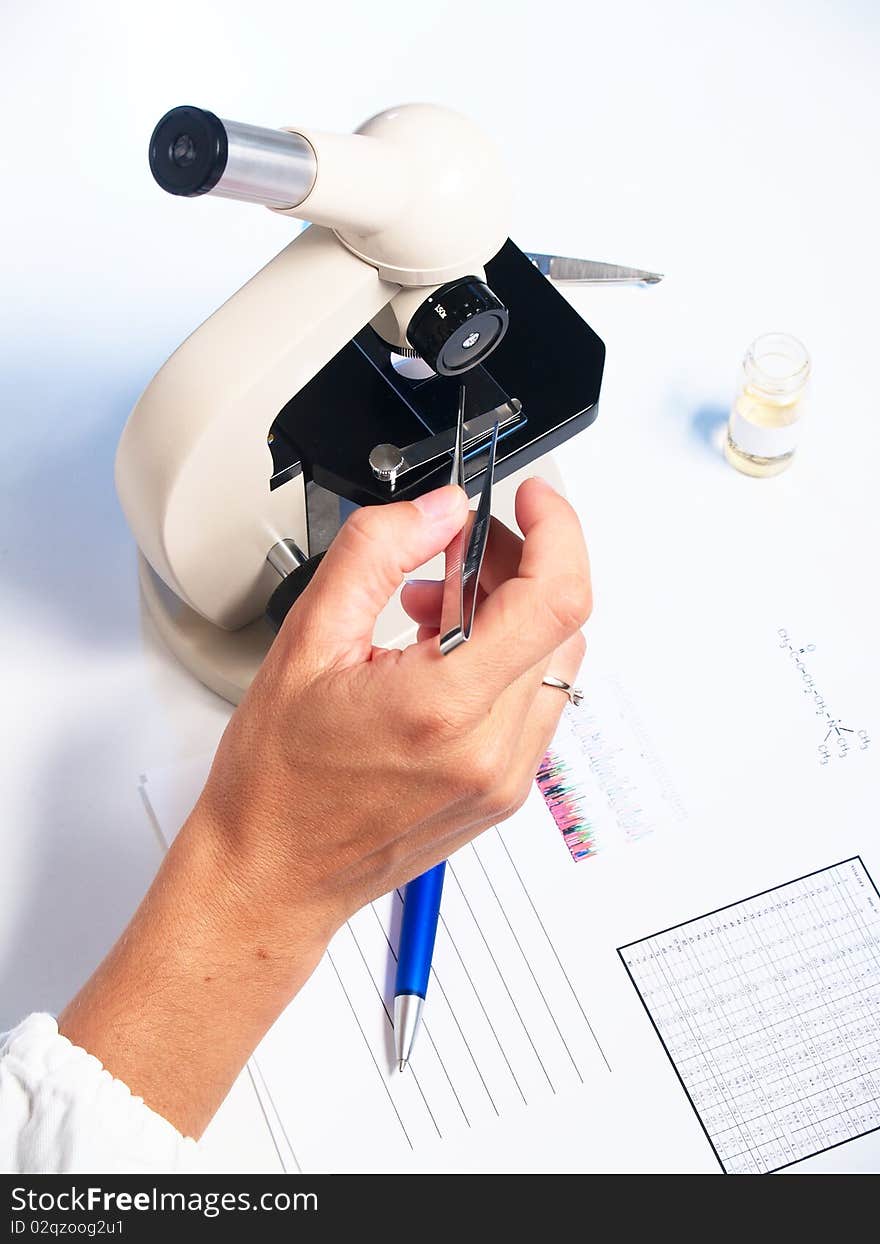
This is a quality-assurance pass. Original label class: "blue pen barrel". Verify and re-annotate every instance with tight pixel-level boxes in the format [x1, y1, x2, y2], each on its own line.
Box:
[395, 862, 446, 999]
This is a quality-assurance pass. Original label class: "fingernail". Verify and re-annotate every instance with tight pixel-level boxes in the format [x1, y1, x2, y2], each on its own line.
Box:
[412, 485, 464, 522]
[403, 577, 435, 586]
[528, 475, 558, 495]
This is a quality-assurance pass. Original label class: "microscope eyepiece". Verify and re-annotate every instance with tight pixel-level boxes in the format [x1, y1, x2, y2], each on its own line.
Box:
[407, 278, 509, 377]
[148, 106, 317, 209]
[149, 106, 228, 197]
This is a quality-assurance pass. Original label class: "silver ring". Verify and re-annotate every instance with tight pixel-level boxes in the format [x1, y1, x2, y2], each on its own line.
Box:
[542, 675, 583, 706]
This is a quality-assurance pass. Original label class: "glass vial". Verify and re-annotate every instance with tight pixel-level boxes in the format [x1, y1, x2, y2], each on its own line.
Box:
[725, 332, 811, 477]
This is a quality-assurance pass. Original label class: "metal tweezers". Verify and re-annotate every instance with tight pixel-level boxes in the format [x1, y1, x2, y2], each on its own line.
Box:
[439, 386, 499, 654]
[433, 251, 661, 653]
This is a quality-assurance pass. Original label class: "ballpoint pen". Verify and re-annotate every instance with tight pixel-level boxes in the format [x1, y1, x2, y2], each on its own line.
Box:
[394, 386, 500, 1071]
[394, 862, 446, 1072]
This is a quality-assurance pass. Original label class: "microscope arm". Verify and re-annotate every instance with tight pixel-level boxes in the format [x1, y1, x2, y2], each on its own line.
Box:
[116, 225, 399, 630]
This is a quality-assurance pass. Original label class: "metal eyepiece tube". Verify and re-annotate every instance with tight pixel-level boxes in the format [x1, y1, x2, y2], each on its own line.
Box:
[149, 106, 317, 209]
[213, 119, 316, 208]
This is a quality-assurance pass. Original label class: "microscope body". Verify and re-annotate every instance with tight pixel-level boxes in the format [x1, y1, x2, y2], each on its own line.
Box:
[116, 104, 604, 702]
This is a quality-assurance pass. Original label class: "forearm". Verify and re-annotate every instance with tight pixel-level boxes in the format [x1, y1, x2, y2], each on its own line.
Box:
[58, 808, 328, 1138]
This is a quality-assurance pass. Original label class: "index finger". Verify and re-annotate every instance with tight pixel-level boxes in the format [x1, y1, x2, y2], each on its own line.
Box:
[405, 477, 591, 705]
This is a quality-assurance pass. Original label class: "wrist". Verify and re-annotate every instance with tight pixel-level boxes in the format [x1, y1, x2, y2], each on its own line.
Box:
[180, 796, 343, 970]
[58, 802, 333, 1138]
[175, 802, 335, 985]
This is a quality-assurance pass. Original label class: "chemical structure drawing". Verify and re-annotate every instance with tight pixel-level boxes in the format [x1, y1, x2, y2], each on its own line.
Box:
[777, 629, 871, 764]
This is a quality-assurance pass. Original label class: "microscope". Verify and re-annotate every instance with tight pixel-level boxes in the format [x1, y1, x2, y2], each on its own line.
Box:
[116, 103, 610, 702]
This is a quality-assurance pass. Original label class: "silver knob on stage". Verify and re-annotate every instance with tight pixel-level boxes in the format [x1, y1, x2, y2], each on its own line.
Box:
[368, 444, 407, 487]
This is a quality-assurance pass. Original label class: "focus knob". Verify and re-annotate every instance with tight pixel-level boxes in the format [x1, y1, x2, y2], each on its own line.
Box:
[406, 277, 509, 376]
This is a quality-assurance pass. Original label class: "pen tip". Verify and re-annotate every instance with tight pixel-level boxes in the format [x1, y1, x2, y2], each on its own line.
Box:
[398, 1059, 408, 1073]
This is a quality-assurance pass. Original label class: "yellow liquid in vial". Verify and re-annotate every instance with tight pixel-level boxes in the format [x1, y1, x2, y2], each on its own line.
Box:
[725, 388, 803, 478]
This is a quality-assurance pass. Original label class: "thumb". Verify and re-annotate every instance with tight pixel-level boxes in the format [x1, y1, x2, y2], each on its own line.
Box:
[294, 485, 468, 668]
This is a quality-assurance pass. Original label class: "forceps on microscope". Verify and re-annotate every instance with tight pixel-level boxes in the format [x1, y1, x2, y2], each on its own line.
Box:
[439, 385, 500, 655]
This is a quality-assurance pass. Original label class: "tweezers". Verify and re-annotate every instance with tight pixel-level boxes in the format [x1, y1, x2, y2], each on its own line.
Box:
[439, 385, 500, 654]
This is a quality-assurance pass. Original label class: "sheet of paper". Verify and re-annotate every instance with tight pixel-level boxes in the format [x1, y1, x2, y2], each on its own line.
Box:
[142, 612, 880, 1173]
[537, 673, 686, 860]
[620, 857, 880, 1173]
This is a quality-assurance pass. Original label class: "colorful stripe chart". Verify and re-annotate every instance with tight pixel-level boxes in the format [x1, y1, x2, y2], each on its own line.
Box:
[537, 674, 685, 862]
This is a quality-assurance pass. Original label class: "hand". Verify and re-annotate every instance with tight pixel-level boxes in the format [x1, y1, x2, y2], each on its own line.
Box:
[59, 477, 590, 1136]
[198, 476, 589, 938]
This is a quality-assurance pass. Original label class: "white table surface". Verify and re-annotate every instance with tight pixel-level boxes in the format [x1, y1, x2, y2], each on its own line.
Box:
[1, 0, 878, 1172]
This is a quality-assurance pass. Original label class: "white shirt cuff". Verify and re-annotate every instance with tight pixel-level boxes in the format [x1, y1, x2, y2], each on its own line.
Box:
[0, 1013, 202, 1173]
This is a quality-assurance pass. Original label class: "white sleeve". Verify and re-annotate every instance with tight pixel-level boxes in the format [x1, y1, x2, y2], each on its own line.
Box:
[0, 1014, 202, 1173]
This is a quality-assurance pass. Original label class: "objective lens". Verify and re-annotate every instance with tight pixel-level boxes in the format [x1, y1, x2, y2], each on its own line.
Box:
[171, 133, 197, 168]
[407, 278, 508, 376]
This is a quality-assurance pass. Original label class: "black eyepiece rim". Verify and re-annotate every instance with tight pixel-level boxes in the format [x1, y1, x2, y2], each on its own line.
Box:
[149, 106, 228, 197]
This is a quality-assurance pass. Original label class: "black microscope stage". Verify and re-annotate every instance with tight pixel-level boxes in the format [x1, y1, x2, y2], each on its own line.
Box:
[268, 239, 606, 508]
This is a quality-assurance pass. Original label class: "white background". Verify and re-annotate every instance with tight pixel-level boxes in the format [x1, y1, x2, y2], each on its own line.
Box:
[1, 0, 878, 1172]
